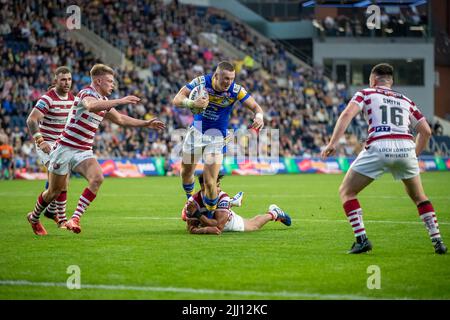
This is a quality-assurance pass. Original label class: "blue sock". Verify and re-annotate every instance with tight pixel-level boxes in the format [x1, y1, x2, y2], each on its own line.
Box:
[182, 182, 195, 199]
[203, 195, 219, 215]
[45, 181, 49, 189]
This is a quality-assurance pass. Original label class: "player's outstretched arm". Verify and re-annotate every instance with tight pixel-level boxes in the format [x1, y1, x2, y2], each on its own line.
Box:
[104, 108, 166, 130]
[189, 225, 222, 235]
[186, 219, 221, 235]
[172, 86, 208, 109]
[321, 101, 360, 159]
[185, 203, 228, 231]
[242, 96, 264, 130]
[414, 119, 432, 156]
[198, 209, 229, 231]
[26, 108, 52, 154]
[83, 95, 140, 113]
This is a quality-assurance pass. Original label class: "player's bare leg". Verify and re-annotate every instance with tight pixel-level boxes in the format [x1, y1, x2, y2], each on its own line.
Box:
[27, 172, 67, 236]
[339, 169, 374, 203]
[401, 174, 427, 205]
[202, 152, 222, 215]
[402, 175, 447, 254]
[244, 215, 272, 231]
[66, 158, 104, 234]
[339, 169, 374, 254]
[244, 205, 291, 231]
[181, 151, 201, 199]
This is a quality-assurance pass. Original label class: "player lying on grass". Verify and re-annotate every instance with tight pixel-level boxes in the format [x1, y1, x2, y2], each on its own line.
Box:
[182, 174, 291, 234]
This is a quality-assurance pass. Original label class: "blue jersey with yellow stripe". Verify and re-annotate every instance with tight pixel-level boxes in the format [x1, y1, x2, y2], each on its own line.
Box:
[185, 74, 250, 136]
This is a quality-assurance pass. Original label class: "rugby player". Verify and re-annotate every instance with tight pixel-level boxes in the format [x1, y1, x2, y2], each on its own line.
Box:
[173, 61, 264, 217]
[26, 66, 74, 228]
[322, 63, 447, 254]
[183, 174, 291, 234]
[26, 64, 166, 235]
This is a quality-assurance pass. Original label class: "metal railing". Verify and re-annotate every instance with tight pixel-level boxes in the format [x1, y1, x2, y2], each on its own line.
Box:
[238, 0, 313, 22]
[427, 136, 450, 157]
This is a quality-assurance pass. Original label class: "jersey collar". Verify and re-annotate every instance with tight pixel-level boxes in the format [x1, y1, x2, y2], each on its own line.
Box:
[89, 84, 106, 99]
[376, 85, 393, 90]
[52, 88, 69, 100]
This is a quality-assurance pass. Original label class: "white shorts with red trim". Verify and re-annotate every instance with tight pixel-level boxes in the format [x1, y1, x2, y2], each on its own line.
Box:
[223, 210, 245, 232]
[48, 143, 95, 175]
[35, 141, 56, 166]
[350, 139, 419, 180]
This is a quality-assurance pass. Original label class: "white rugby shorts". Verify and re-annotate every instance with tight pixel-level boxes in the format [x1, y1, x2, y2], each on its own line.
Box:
[223, 210, 245, 232]
[35, 141, 56, 166]
[182, 126, 225, 155]
[48, 144, 95, 175]
[350, 139, 419, 180]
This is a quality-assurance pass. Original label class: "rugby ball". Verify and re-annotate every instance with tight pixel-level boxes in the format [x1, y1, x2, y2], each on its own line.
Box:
[188, 85, 208, 114]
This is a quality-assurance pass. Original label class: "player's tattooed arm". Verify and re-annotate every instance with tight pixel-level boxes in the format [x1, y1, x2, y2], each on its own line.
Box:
[26, 108, 44, 136]
[198, 209, 228, 231]
[26, 108, 52, 153]
[27, 118, 40, 136]
[198, 215, 218, 227]
[186, 219, 199, 231]
[186, 218, 220, 234]
[188, 224, 221, 235]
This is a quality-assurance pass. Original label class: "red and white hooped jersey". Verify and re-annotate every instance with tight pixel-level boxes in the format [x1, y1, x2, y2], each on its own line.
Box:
[351, 86, 425, 146]
[189, 190, 231, 212]
[183, 190, 232, 220]
[58, 85, 108, 150]
[33, 89, 75, 142]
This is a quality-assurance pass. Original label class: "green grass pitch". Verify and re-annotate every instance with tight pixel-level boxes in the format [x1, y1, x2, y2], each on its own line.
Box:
[0, 172, 449, 299]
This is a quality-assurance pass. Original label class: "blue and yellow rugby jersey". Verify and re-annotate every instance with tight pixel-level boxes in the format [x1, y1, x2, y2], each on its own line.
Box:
[185, 73, 251, 136]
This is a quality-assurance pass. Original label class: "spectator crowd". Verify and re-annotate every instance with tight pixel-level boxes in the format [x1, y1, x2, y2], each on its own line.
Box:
[0, 0, 439, 178]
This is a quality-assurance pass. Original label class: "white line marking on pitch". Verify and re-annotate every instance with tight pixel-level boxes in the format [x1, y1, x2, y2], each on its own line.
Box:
[119, 217, 450, 225]
[96, 194, 450, 200]
[301, 219, 450, 225]
[0, 280, 401, 300]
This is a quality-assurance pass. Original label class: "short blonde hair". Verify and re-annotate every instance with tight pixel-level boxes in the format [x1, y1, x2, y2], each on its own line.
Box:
[217, 61, 235, 72]
[90, 64, 115, 77]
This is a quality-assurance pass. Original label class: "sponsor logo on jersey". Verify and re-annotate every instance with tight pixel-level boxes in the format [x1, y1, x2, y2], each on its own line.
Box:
[190, 76, 206, 87]
[217, 200, 230, 209]
[47, 118, 67, 124]
[208, 95, 234, 107]
[36, 100, 47, 110]
[375, 126, 391, 132]
[87, 115, 102, 125]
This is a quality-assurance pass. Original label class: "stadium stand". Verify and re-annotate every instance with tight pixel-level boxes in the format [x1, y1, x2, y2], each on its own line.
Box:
[315, 6, 429, 38]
